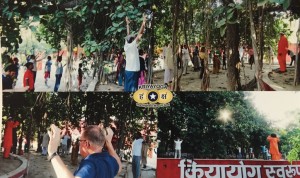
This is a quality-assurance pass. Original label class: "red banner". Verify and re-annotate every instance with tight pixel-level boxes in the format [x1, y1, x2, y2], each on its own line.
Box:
[157, 158, 300, 178]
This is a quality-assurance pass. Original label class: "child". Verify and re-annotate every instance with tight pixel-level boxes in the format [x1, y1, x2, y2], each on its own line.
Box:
[44, 56, 52, 86]
[78, 63, 83, 90]
[23, 62, 35, 92]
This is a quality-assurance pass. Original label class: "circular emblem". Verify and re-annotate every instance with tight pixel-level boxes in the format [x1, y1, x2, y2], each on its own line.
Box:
[147, 91, 159, 103]
[157, 89, 173, 104]
[133, 89, 149, 104]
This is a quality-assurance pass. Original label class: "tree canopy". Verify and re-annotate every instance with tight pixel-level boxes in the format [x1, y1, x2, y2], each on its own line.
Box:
[2, 92, 157, 158]
[157, 92, 300, 160]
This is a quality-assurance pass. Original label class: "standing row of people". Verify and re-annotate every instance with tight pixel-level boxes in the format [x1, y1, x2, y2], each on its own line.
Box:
[163, 43, 218, 87]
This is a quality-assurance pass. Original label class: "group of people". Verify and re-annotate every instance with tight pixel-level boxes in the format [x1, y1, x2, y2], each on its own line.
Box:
[2, 53, 85, 92]
[162, 43, 228, 87]
[46, 121, 122, 178]
[2, 115, 157, 178]
[169, 134, 281, 161]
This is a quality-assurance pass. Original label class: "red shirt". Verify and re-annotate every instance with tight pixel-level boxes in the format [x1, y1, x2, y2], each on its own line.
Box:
[248, 48, 254, 56]
[23, 69, 34, 91]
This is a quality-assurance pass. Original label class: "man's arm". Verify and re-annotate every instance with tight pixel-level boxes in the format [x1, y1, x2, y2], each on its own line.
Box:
[48, 124, 75, 178]
[51, 155, 76, 178]
[135, 14, 147, 43]
[103, 127, 122, 173]
[106, 140, 122, 174]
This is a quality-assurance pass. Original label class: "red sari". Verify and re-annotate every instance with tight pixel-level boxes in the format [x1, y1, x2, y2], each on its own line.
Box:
[277, 35, 288, 72]
[3, 120, 20, 158]
[267, 136, 281, 160]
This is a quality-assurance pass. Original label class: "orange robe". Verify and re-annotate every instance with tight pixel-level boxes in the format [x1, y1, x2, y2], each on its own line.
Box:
[277, 35, 288, 72]
[267, 136, 281, 160]
[3, 120, 20, 158]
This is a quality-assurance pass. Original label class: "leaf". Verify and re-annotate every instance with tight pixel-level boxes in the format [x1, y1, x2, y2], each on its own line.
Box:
[220, 26, 226, 37]
[282, 0, 291, 10]
[227, 12, 234, 20]
[117, 12, 126, 18]
[216, 18, 226, 28]
[257, 0, 269, 6]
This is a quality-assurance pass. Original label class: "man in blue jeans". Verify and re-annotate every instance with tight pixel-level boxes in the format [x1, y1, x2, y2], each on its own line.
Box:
[48, 124, 122, 178]
[54, 56, 63, 92]
[132, 132, 144, 178]
[124, 14, 146, 92]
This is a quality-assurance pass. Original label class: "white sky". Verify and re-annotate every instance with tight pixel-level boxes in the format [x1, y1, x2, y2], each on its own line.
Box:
[248, 92, 300, 129]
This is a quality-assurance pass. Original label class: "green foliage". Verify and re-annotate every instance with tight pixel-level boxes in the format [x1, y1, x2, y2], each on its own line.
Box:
[258, 0, 291, 10]
[158, 92, 273, 158]
[2, 93, 157, 157]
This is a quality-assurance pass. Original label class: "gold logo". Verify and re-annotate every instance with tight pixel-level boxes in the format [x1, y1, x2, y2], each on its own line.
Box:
[132, 85, 174, 107]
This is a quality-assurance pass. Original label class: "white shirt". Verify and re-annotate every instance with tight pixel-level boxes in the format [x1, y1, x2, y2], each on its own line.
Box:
[124, 40, 140, 72]
[174, 140, 182, 150]
[239, 47, 244, 59]
[41, 133, 50, 147]
[182, 48, 190, 60]
[55, 61, 63, 74]
[132, 138, 144, 156]
[29, 59, 37, 71]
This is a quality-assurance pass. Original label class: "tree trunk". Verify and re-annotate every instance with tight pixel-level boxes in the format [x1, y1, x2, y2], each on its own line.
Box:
[147, 13, 155, 84]
[201, 0, 212, 91]
[221, 0, 241, 91]
[65, 27, 74, 91]
[172, 0, 181, 91]
[249, 1, 264, 90]
[183, 1, 188, 45]
[294, 19, 300, 85]
[258, 7, 265, 71]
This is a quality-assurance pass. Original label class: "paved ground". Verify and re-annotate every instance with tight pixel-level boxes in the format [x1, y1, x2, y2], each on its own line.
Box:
[10, 58, 300, 92]
[13, 59, 92, 92]
[0, 149, 156, 178]
[95, 62, 296, 92]
[0, 152, 22, 176]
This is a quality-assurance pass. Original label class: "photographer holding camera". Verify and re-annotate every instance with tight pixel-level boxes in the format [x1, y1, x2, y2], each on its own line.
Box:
[123, 14, 147, 92]
[47, 124, 122, 178]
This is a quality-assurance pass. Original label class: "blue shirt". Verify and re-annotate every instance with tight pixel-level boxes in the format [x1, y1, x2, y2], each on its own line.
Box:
[74, 152, 119, 178]
[45, 61, 52, 72]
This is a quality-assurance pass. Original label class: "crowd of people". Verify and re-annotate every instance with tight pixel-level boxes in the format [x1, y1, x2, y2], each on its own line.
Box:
[2, 28, 300, 93]
[1, 116, 157, 177]
[161, 133, 281, 161]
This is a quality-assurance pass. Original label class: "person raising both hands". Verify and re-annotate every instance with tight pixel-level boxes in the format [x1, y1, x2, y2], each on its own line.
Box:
[123, 14, 147, 92]
[47, 124, 122, 178]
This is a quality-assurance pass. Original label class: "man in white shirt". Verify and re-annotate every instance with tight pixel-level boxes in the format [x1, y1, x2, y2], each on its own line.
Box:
[41, 131, 50, 156]
[181, 45, 190, 75]
[132, 132, 144, 178]
[54, 56, 63, 92]
[174, 137, 183, 159]
[124, 14, 146, 92]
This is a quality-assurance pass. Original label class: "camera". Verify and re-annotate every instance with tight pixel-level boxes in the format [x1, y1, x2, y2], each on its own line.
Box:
[145, 9, 153, 22]
[145, 9, 153, 28]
